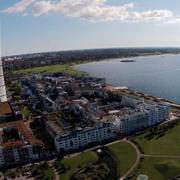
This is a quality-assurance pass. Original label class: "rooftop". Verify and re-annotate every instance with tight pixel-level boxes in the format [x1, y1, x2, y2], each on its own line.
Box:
[0, 102, 13, 115]
[0, 120, 42, 149]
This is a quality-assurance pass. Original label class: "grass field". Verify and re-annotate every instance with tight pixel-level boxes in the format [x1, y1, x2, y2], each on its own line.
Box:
[59, 151, 98, 180]
[132, 157, 180, 180]
[14, 64, 85, 75]
[107, 141, 137, 177]
[133, 123, 180, 155]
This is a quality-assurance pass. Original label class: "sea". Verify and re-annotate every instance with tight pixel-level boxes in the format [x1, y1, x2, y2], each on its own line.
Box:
[74, 54, 180, 103]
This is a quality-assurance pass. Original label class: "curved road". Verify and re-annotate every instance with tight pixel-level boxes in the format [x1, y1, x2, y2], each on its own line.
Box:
[120, 140, 180, 180]
[120, 140, 142, 180]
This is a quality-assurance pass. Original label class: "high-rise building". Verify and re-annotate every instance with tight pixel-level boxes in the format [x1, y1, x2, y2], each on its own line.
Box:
[0, 56, 7, 102]
[0, 22, 7, 102]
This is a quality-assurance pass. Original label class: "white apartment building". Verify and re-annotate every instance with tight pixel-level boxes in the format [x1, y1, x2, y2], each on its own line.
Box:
[115, 103, 170, 134]
[144, 103, 170, 126]
[115, 111, 148, 134]
[54, 123, 116, 153]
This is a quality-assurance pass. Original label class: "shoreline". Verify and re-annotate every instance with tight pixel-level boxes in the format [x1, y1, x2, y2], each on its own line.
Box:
[74, 52, 180, 66]
[106, 84, 180, 108]
[73, 53, 180, 109]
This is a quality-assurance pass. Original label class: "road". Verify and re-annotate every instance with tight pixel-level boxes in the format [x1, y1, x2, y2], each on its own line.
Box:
[4, 130, 180, 180]
[120, 140, 142, 180]
[142, 154, 180, 159]
[119, 140, 180, 180]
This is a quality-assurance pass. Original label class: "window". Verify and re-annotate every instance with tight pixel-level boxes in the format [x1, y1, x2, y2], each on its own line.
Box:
[70, 141, 74, 147]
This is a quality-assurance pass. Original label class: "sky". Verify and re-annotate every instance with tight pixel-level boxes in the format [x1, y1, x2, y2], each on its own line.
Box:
[1, 0, 180, 56]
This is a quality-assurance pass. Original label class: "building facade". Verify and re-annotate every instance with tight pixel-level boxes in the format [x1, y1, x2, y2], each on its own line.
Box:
[53, 123, 116, 153]
[117, 112, 149, 134]
[0, 58, 7, 102]
[145, 103, 171, 126]
[115, 103, 170, 134]
[0, 144, 42, 167]
[0, 122, 43, 167]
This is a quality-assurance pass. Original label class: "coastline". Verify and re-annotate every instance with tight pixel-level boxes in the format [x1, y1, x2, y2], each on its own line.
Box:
[74, 52, 180, 66]
[73, 53, 180, 110]
[106, 84, 180, 108]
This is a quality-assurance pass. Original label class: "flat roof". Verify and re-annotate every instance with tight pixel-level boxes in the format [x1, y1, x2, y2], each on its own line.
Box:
[0, 102, 13, 115]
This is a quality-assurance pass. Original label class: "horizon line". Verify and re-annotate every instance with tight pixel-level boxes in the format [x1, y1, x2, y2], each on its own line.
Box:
[3, 46, 180, 58]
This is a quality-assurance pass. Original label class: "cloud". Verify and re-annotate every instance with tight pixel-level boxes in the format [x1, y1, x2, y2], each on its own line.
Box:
[2, 0, 36, 13]
[166, 17, 180, 24]
[32, 1, 55, 16]
[53, 0, 134, 22]
[133, 10, 173, 22]
[1, 0, 179, 23]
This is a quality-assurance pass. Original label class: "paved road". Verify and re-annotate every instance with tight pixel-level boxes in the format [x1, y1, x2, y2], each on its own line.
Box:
[64, 138, 127, 159]
[142, 154, 180, 159]
[119, 139, 180, 180]
[4, 136, 180, 180]
[120, 140, 142, 180]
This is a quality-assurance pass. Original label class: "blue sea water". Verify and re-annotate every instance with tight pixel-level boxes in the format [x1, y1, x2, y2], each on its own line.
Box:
[75, 54, 180, 103]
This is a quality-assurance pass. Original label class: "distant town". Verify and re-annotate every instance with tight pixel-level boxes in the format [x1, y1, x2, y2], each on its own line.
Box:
[3, 48, 180, 71]
[1, 48, 180, 180]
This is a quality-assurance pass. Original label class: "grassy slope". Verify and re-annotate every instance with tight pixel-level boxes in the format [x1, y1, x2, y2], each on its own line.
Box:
[133, 158, 180, 180]
[107, 141, 137, 177]
[133, 123, 180, 155]
[60, 151, 98, 180]
[14, 64, 85, 75]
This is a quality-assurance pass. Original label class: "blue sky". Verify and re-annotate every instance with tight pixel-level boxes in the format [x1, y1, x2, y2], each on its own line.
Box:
[1, 0, 180, 56]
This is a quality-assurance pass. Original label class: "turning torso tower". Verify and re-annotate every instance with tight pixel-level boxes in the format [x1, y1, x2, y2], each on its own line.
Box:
[0, 55, 7, 102]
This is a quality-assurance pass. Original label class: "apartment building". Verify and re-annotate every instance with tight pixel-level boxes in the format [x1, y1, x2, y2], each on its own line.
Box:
[54, 122, 116, 153]
[0, 121, 43, 167]
[115, 103, 170, 134]
[22, 73, 171, 154]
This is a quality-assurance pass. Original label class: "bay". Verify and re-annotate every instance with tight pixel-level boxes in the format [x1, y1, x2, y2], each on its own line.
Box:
[75, 54, 180, 103]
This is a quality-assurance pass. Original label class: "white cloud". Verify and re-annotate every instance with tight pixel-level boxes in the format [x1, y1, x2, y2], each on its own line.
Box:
[166, 17, 180, 24]
[32, 1, 55, 16]
[1, 0, 179, 23]
[133, 10, 173, 22]
[2, 0, 36, 13]
[53, 0, 134, 21]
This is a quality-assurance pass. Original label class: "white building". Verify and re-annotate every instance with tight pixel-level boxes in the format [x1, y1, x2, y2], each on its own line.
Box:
[115, 111, 148, 134]
[0, 58, 7, 102]
[114, 103, 170, 134]
[144, 103, 170, 126]
[53, 123, 116, 153]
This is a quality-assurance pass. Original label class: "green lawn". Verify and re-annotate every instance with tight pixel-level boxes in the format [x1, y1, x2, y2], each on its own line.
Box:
[132, 157, 180, 180]
[133, 123, 180, 155]
[107, 141, 137, 177]
[14, 64, 85, 75]
[58, 151, 98, 180]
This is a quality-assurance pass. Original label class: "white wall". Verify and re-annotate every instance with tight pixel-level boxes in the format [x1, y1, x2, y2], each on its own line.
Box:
[0, 59, 7, 102]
